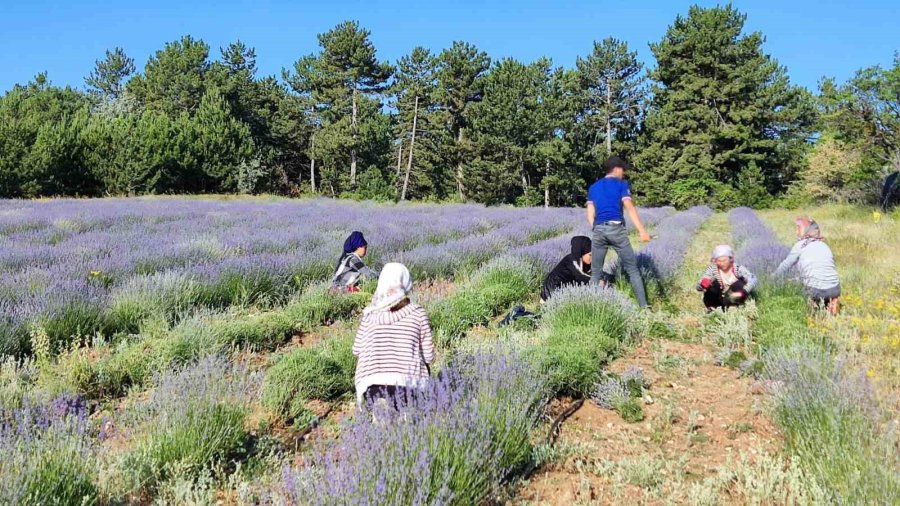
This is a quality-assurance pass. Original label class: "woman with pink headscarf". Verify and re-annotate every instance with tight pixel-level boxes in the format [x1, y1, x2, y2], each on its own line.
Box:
[697, 244, 758, 311]
[774, 217, 841, 314]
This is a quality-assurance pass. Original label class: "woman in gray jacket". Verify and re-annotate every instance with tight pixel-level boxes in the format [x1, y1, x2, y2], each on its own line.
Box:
[774, 217, 841, 314]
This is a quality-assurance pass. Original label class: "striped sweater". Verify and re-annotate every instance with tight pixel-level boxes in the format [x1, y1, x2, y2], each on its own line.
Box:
[697, 264, 758, 292]
[352, 302, 435, 401]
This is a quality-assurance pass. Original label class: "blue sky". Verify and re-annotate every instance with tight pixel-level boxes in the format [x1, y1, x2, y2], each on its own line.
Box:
[2, 0, 897, 93]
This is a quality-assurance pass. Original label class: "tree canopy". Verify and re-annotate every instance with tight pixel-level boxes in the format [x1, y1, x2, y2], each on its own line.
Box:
[1, 6, 896, 207]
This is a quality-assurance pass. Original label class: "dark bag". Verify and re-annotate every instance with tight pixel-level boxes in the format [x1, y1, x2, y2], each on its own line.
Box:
[500, 305, 537, 327]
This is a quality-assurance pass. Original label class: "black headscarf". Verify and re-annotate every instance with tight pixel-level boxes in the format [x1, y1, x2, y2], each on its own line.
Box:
[570, 236, 591, 258]
[541, 236, 593, 301]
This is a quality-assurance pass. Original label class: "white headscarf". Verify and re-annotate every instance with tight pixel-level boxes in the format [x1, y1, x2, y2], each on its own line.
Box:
[711, 244, 734, 261]
[363, 263, 413, 316]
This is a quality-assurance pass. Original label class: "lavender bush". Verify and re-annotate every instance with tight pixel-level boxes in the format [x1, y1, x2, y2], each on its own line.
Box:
[764, 346, 899, 503]
[116, 355, 259, 497]
[0, 394, 99, 505]
[540, 285, 639, 395]
[282, 347, 548, 506]
[728, 207, 791, 278]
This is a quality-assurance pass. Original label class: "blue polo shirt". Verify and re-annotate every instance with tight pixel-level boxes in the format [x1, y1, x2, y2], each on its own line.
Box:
[587, 176, 632, 224]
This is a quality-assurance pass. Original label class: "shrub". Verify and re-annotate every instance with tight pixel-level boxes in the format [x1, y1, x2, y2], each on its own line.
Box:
[0, 395, 99, 505]
[539, 285, 638, 397]
[764, 346, 899, 504]
[261, 334, 356, 422]
[118, 355, 256, 496]
[107, 271, 201, 332]
[430, 256, 540, 346]
[282, 347, 548, 506]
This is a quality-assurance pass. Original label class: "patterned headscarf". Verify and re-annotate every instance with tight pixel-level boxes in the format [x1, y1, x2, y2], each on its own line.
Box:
[795, 217, 822, 241]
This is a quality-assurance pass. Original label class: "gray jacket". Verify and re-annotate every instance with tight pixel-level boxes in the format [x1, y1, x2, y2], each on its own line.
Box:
[774, 239, 840, 290]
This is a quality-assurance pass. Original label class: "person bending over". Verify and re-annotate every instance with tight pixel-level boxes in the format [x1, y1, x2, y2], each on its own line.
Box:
[332, 231, 378, 292]
[541, 236, 592, 302]
[353, 263, 435, 408]
[586, 156, 652, 308]
[697, 245, 757, 311]
[774, 218, 841, 315]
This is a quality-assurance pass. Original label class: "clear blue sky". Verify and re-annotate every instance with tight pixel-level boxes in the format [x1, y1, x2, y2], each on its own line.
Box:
[2, 0, 897, 93]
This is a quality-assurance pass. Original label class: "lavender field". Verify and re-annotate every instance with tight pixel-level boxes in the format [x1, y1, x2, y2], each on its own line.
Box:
[0, 197, 896, 505]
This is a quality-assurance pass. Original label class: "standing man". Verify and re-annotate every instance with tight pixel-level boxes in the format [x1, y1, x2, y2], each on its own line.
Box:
[586, 156, 651, 308]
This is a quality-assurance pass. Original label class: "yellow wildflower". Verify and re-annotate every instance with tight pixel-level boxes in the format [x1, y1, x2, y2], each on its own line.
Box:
[872, 211, 882, 223]
[866, 369, 875, 378]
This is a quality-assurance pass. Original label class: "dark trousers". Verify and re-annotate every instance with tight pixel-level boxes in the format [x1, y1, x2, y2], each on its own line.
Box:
[363, 384, 414, 410]
[703, 279, 748, 310]
[591, 223, 648, 308]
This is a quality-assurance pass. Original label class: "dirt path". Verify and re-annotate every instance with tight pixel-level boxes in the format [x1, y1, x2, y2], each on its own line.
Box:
[515, 339, 779, 505]
[513, 214, 785, 505]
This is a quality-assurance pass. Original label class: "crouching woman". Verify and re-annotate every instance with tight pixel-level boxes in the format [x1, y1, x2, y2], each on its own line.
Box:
[332, 231, 378, 292]
[540, 236, 592, 302]
[774, 217, 841, 315]
[353, 263, 435, 408]
[697, 245, 757, 311]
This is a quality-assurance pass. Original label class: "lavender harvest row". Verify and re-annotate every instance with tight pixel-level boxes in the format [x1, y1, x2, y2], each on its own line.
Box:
[603, 205, 713, 284]
[728, 207, 791, 277]
[0, 198, 582, 352]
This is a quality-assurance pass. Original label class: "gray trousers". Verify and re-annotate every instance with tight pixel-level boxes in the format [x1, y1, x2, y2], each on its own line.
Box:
[590, 223, 649, 308]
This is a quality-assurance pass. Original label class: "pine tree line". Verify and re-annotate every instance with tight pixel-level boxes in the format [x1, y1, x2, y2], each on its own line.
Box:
[1, 5, 896, 207]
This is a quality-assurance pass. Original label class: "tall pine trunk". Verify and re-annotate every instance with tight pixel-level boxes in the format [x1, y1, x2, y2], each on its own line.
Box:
[544, 160, 551, 208]
[605, 81, 613, 156]
[350, 88, 358, 187]
[456, 128, 466, 200]
[309, 132, 316, 193]
[401, 96, 419, 202]
[520, 154, 528, 192]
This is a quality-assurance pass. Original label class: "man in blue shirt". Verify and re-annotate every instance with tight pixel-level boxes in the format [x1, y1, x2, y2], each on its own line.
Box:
[586, 156, 651, 308]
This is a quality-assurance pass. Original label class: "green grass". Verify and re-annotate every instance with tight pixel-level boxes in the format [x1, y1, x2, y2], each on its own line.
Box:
[429, 256, 541, 347]
[261, 333, 356, 422]
[537, 285, 639, 397]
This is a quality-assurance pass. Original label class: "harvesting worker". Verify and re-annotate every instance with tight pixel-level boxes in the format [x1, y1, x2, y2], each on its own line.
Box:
[774, 217, 841, 315]
[332, 231, 378, 292]
[586, 156, 651, 308]
[697, 245, 758, 311]
[540, 236, 593, 302]
[353, 263, 435, 408]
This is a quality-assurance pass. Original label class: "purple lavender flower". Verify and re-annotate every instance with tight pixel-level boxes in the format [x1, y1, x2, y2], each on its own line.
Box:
[281, 347, 547, 506]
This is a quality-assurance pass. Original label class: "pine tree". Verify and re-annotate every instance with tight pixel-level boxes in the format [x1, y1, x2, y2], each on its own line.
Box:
[636, 5, 815, 207]
[392, 47, 440, 200]
[434, 41, 490, 200]
[574, 38, 645, 160]
[285, 21, 392, 190]
[85, 47, 135, 101]
[467, 58, 569, 204]
[128, 35, 211, 114]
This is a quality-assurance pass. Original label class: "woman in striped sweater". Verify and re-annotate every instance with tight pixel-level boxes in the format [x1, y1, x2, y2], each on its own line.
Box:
[697, 245, 757, 311]
[353, 262, 435, 407]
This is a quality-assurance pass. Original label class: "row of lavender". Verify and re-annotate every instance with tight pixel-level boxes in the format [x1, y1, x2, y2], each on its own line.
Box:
[279, 207, 713, 503]
[728, 207, 791, 278]
[0, 199, 677, 356]
[0, 198, 581, 354]
[728, 208, 897, 502]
